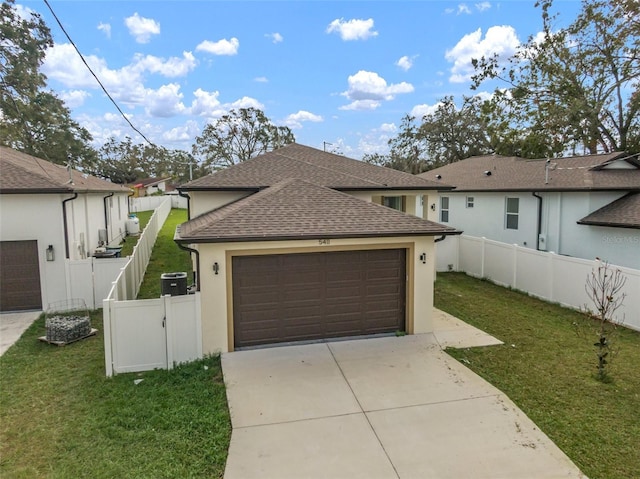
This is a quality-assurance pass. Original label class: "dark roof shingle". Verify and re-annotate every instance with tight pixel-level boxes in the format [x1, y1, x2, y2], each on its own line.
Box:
[578, 193, 640, 229]
[418, 152, 640, 192]
[176, 178, 459, 243]
[0, 147, 130, 194]
[182, 143, 450, 191]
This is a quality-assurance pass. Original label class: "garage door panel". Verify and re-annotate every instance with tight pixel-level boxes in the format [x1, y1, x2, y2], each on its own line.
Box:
[233, 249, 405, 348]
[1, 240, 43, 312]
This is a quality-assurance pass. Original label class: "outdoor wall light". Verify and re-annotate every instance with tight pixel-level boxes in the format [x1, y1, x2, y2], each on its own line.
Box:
[213, 262, 219, 275]
[419, 253, 427, 264]
[430, 203, 436, 211]
[46, 244, 55, 262]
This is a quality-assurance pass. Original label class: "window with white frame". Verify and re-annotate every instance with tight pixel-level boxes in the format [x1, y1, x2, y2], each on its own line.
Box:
[440, 196, 450, 222]
[466, 196, 474, 208]
[505, 197, 519, 229]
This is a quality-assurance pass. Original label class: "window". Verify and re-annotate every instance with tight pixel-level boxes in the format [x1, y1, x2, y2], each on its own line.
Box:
[383, 196, 403, 211]
[466, 196, 474, 208]
[506, 197, 519, 229]
[440, 196, 449, 222]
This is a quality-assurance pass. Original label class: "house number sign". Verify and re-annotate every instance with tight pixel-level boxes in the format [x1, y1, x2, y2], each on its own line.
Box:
[319, 239, 331, 245]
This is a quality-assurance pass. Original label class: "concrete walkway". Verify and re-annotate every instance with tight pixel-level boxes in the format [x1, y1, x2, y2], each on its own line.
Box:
[0, 310, 41, 357]
[222, 309, 585, 479]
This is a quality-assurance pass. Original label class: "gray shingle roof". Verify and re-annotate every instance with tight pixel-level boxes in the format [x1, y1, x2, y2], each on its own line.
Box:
[0, 147, 130, 194]
[578, 193, 640, 229]
[175, 178, 459, 243]
[418, 152, 640, 192]
[182, 143, 451, 191]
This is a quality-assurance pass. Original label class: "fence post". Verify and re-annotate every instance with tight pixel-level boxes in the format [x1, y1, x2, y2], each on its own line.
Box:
[481, 237, 486, 277]
[103, 298, 114, 377]
[164, 295, 174, 370]
[547, 252, 555, 302]
[512, 244, 518, 288]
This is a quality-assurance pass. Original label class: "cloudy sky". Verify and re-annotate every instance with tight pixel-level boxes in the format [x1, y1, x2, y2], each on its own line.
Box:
[25, 1, 581, 159]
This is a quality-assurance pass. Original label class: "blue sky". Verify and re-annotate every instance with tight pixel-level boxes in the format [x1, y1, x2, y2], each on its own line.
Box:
[23, 1, 582, 159]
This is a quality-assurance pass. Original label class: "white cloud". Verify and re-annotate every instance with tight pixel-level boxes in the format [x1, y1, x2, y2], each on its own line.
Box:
[189, 89, 222, 116]
[59, 90, 90, 108]
[457, 4, 472, 14]
[163, 120, 200, 142]
[379, 123, 397, 133]
[445, 25, 519, 83]
[133, 51, 197, 77]
[124, 13, 160, 44]
[326, 18, 378, 41]
[411, 103, 442, 119]
[340, 70, 414, 110]
[228, 96, 263, 110]
[13, 4, 35, 20]
[284, 110, 323, 129]
[265, 32, 283, 43]
[144, 83, 185, 117]
[396, 55, 414, 71]
[196, 38, 239, 56]
[254, 76, 269, 83]
[97, 22, 111, 38]
[476, 2, 491, 12]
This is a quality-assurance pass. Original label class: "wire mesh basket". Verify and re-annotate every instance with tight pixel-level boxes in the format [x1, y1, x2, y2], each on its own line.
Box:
[45, 299, 91, 343]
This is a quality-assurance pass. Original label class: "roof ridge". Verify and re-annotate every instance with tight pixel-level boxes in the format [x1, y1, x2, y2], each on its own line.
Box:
[273, 151, 383, 187]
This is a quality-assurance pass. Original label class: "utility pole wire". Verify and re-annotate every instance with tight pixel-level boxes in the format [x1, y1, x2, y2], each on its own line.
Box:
[43, 0, 154, 146]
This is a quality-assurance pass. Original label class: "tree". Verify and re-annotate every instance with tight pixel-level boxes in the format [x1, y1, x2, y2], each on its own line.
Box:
[472, 0, 640, 155]
[0, 0, 97, 166]
[192, 108, 295, 170]
[365, 96, 494, 173]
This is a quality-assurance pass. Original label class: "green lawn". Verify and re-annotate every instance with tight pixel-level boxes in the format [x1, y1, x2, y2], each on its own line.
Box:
[436, 272, 640, 479]
[0, 208, 229, 478]
[119, 210, 153, 257]
[136, 208, 193, 299]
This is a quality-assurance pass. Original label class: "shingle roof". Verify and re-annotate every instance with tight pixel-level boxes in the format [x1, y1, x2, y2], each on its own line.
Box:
[175, 178, 459, 243]
[418, 152, 640, 192]
[578, 193, 640, 229]
[181, 143, 451, 191]
[0, 147, 131, 194]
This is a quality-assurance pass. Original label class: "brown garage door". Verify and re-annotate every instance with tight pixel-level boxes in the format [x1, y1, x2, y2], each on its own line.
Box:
[232, 249, 406, 348]
[0, 240, 43, 312]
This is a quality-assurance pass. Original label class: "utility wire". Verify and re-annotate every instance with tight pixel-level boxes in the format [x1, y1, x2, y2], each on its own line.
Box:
[43, 0, 154, 146]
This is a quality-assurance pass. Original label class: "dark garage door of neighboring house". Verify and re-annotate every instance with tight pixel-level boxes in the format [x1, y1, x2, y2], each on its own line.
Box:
[0, 240, 43, 312]
[232, 249, 406, 348]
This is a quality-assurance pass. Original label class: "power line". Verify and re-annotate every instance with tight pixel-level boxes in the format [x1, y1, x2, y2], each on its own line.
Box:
[43, 0, 154, 146]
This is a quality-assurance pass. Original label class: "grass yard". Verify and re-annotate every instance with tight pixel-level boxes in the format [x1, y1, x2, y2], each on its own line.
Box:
[119, 210, 153, 257]
[436, 272, 640, 479]
[0, 207, 229, 478]
[137, 208, 193, 299]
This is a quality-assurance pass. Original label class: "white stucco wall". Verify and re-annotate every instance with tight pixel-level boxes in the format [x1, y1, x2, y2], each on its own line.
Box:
[189, 190, 252, 218]
[432, 190, 638, 269]
[436, 192, 539, 248]
[194, 236, 436, 354]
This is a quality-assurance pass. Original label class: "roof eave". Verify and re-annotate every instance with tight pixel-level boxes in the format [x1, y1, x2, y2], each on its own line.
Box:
[576, 220, 640, 229]
[175, 229, 462, 244]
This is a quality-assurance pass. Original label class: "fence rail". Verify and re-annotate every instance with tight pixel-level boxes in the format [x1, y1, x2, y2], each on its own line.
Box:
[437, 235, 640, 331]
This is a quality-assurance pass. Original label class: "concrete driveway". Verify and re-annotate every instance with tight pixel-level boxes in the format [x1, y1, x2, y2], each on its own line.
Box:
[0, 310, 41, 357]
[222, 311, 585, 479]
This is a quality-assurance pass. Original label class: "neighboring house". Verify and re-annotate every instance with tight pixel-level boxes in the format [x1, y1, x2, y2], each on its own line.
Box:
[418, 152, 640, 269]
[176, 143, 458, 353]
[132, 177, 172, 197]
[0, 147, 131, 312]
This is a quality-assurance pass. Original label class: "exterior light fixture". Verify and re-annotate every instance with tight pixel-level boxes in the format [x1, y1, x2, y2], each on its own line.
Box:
[213, 262, 219, 275]
[419, 253, 427, 264]
[430, 203, 436, 211]
[46, 245, 55, 261]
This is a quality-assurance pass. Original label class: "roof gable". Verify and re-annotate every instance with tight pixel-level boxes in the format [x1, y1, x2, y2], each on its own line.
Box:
[419, 152, 640, 192]
[0, 147, 131, 194]
[176, 178, 458, 243]
[578, 192, 640, 229]
[182, 143, 450, 191]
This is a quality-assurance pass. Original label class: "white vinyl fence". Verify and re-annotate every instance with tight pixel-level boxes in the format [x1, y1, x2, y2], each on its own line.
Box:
[66, 257, 130, 309]
[102, 197, 201, 376]
[437, 235, 640, 331]
[130, 195, 187, 213]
